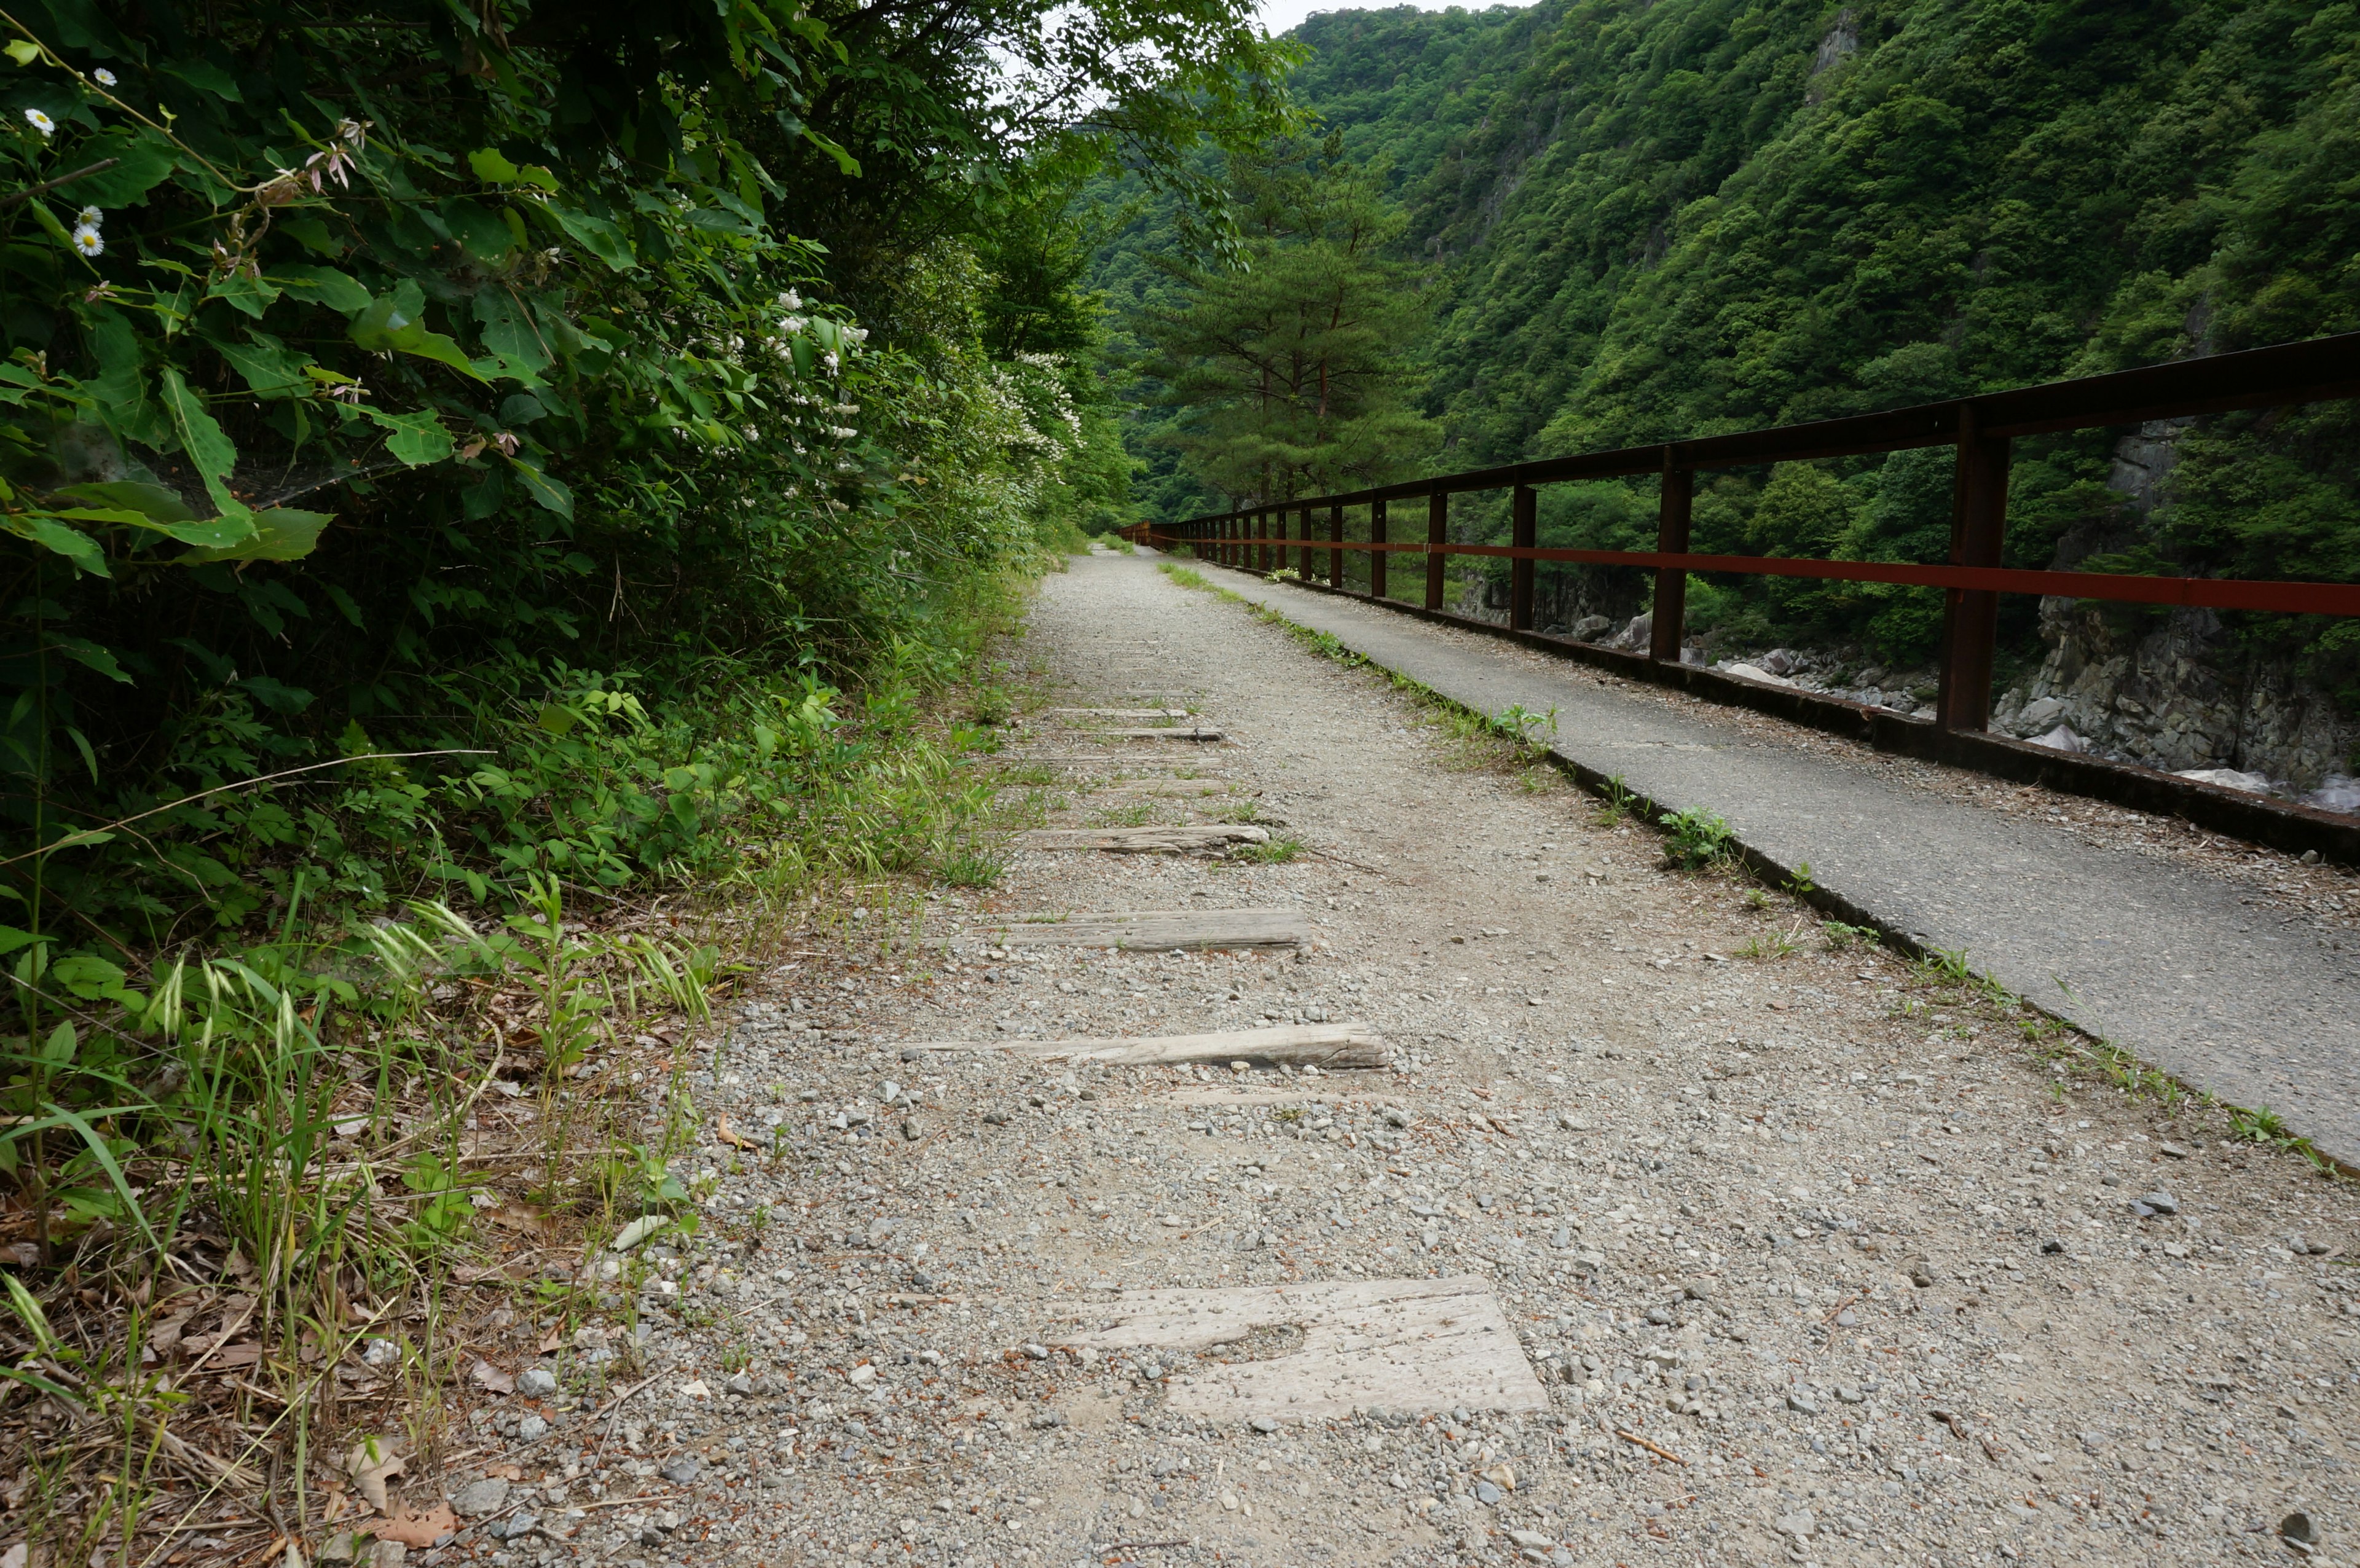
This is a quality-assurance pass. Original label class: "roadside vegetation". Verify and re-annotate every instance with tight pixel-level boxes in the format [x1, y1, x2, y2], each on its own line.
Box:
[0, 0, 1292, 1553]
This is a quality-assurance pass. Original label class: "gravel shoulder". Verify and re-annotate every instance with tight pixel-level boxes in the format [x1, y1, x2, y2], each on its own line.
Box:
[430, 552, 2360, 1568]
[1195, 563, 2360, 1168]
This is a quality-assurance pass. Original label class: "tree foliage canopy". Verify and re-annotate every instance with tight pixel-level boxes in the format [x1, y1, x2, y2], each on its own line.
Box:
[0, 0, 1289, 944]
[1133, 135, 1438, 505]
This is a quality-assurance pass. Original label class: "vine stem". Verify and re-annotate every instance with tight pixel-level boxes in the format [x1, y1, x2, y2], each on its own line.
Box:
[0, 751, 494, 873]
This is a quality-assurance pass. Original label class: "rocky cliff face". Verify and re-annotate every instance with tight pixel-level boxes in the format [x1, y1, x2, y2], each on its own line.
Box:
[1991, 599, 2356, 794]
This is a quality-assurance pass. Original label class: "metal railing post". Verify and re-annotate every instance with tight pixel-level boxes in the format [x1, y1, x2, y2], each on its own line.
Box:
[1651, 463, 1694, 664]
[1937, 404, 2012, 731]
[1329, 503, 1345, 589]
[1425, 486, 1447, 610]
[1509, 483, 1538, 630]
[1370, 499, 1388, 601]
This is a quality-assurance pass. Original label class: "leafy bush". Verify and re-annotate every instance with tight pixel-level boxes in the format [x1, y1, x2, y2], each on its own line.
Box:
[1658, 806, 1733, 870]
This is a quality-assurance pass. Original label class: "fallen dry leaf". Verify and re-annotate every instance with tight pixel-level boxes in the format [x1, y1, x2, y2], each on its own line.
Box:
[538, 1320, 564, 1354]
[344, 1435, 405, 1513]
[369, 1502, 457, 1548]
[489, 1462, 525, 1483]
[716, 1115, 759, 1150]
[470, 1357, 515, 1394]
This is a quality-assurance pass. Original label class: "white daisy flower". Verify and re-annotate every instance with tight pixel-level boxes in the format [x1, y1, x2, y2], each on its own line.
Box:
[71, 222, 102, 257]
[77, 205, 101, 225]
[23, 108, 54, 137]
[92, 68, 117, 87]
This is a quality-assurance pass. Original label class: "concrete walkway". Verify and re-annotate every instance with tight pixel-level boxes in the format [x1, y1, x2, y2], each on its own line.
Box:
[1163, 555, 2360, 1165]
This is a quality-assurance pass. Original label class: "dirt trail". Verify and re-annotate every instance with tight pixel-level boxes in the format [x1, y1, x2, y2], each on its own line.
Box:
[439, 552, 2360, 1568]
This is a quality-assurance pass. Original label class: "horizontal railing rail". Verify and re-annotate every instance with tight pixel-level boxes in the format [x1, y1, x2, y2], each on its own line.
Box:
[1122, 330, 2360, 733]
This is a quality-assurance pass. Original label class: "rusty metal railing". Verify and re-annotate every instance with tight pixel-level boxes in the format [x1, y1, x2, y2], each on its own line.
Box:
[1122, 331, 2360, 733]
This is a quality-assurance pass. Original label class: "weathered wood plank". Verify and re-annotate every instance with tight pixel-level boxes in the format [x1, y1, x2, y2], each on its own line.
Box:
[964, 909, 1308, 951]
[1046, 707, 1193, 718]
[1089, 727, 1226, 742]
[902, 1022, 1387, 1068]
[1050, 1276, 1548, 1424]
[1015, 825, 1267, 853]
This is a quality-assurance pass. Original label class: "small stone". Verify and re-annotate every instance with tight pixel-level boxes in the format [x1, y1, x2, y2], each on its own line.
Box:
[1776, 1508, 1817, 1540]
[361, 1337, 399, 1367]
[2158, 1142, 2189, 1159]
[450, 1478, 510, 1517]
[1473, 1480, 1503, 1505]
[983, 1111, 1010, 1126]
[658, 1456, 702, 1486]
[901, 1118, 924, 1141]
[517, 1367, 557, 1397]
[1220, 1491, 1240, 1511]
[2041, 1239, 2065, 1254]
[1836, 1386, 1865, 1404]
[1645, 1306, 1678, 1327]
[726, 1373, 756, 1397]
[1250, 1416, 1281, 1433]
[1908, 1256, 1937, 1288]
[514, 1414, 548, 1442]
[1507, 1529, 1556, 1549]
[2283, 1511, 2320, 1546]
[1682, 1280, 1711, 1301]
[1021, 1343, 1050, 1360]
[2140, 1191, 2180, 1215]
[1787, 1390, 1822, 1415]
[1030, 1410, 1068, 1430]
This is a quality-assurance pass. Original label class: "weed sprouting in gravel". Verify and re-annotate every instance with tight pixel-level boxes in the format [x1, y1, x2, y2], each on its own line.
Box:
[1232, 838, 1304, 864]
[1592, 774, 1636, 826]
[1659, 807, 1734, 870]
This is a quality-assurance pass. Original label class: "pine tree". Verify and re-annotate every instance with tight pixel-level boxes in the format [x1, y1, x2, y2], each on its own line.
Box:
[1135, 135, 1439, 506]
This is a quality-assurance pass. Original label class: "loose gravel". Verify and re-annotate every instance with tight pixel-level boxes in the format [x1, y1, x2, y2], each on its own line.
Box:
[421, 553, 2360, 1568]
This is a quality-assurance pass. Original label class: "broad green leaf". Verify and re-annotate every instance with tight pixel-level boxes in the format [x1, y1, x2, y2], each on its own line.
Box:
[206, 272, 282, 319]
[441, 198, 513, 262]
[468, 147, 521, 182]
[53, 481, 193, 525]
[278, 216, 338, 256]
[162, 57, 240, 101]
[272, 264, 373, 315]
[55, 635, 130, 683]
[25, 198, 73, 252]
[543, 202, 635, 272]
[181, 507, 330, 564]
[4, 39, 38, 64]
[206, 329, 312, 399]
[506, 454, 572, 519]
[85, 311, 166, 445]
[66, 130, 178, 206]
[349, 293, 486, 382]
[366, 407, 455, 466]
[0, 926, 44, 956]
[159, 367, 253, 530]
[473, 288, 551, 377]
[9, 514, 109, 576]
[52, 484, 253, 547]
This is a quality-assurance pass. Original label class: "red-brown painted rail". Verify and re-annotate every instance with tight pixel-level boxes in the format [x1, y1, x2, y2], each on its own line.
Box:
[1122, 331, 2360, 733]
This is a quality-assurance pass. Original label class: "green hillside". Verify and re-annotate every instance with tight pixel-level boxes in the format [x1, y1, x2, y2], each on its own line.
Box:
[1096, 0, 2360, 689]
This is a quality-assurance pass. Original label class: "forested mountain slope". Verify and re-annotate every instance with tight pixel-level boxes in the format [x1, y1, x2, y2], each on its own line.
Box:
[1098, 0, 2360, 788]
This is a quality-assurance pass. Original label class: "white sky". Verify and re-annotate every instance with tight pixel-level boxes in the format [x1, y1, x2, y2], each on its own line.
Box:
[1259, 0, 1481, 37]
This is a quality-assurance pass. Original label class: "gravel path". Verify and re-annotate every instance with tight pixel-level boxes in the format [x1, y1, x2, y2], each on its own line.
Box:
[1191, 561, 2360, 1169]
[432, 552, 2360, 1568]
